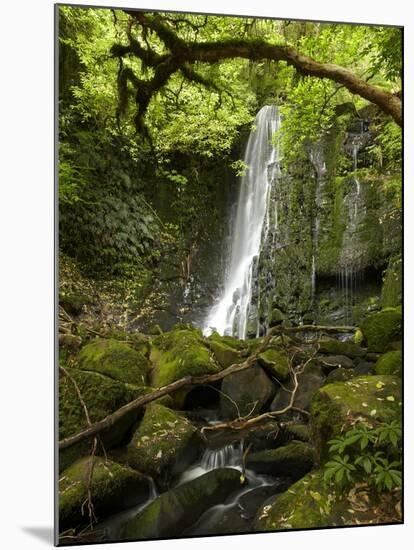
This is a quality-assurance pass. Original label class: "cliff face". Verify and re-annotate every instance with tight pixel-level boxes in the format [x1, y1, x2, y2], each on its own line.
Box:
[251, 114, 402, 332]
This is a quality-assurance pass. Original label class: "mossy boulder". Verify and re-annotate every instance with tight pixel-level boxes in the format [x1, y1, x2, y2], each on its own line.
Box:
[284, 423, 310, 442]
[269, 308, 286, 327]
[119, 468, 243, 540]
[318, 337, 365, 358]
[59, 333, 82, 354]
[150, 327, 220, 406]
[310, 375, 402, 463]
[78, 338, 150, 385]
[59, 368, 148, 470]
[318, 354, 354, 372]
[59, 457, 150, 531]
[127, 403, 199, 481]
[254, 469, 397, 531]
[59, 292, 91, 316]
[258, 349, 290, 380]
[220, 364, 275, 420]
[207, 333, 245, 368]
[374, 350, 402, 376]
[360, 308, 402, 352]
[246, 441, 314, 480]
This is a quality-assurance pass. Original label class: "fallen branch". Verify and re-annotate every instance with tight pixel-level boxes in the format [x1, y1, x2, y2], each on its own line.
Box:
[58, 324, 338, 451]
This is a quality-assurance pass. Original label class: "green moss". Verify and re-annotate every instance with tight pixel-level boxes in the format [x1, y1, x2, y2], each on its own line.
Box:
[151, 328, 220, 393]
[59, 456, 149, 530]
[208, 339, 243, 368]
[381, 255, 402, 308]
[127, 403, 197, 479]
[208, 331, 247, 351]
[258, 349, 290, 380]
[59, 368, 147, 470]
[360, 308, 402, 352]
[78, 338, 150, 385]
[374, 350, 402, 376]
[310, 375, 401, 462]
[254, 469, 378, 531]
[318, 337, 365, 358]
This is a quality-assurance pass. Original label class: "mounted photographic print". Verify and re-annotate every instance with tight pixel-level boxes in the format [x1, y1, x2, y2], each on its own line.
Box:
[56, 2, 403, 545]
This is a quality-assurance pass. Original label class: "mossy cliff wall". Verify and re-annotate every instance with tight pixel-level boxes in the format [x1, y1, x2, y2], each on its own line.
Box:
[252, 115, 401, 330]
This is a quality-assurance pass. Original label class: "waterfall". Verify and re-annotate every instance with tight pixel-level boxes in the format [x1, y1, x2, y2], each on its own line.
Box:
[203, 105, 281, 337]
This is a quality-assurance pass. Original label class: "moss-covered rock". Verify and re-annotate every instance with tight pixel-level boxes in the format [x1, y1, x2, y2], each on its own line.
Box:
[59, 368, 148, 470]
[269, 308, 286, 327]
[318, 337, 365, 358]
[318, 354, 354, 372]
[127, 403, 198, 481]
[246, 441, 314, 480]
[374, 350, 402, 376]
[258, 349, 290, 380]
[119, 468, 243, 540]
[59, 333, 82, 354]
[150, 327, 220, 406]
[59, 292, 92, 316]
[254, 469, 399, 531]
[59, 456, 150, 530]
[78, 338, 150, 385]
[310, 375, 402, 463]
[360, 308, 402, 352]
[220, 364, 275, 420]
[284, 423, 310, 442]
[381, 255, 402, 308]
[207, 334, 244, 368]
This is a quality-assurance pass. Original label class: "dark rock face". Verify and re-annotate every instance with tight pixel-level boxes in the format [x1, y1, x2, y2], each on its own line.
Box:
[119, 468, 243, 540]
[220, 364, 275, 419]
[318, 354, 354, 372]
[270, 363, 325, 414]
[246, 441, 314, 480]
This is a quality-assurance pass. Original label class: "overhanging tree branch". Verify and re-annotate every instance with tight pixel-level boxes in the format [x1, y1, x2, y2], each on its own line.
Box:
[112, 11, 402, 130]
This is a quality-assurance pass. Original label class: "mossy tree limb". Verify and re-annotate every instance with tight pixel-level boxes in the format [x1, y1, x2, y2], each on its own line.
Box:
[113, 11, 402, 133]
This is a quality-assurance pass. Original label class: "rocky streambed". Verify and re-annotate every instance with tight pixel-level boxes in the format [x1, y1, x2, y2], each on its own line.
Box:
[58, 307, 402, 544]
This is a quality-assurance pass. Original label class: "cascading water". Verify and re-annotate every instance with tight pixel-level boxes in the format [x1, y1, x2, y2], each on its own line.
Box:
[203, 105, 281, 338]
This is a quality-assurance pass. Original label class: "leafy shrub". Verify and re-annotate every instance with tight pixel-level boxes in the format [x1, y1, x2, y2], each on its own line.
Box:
[324, 420, 402, 492]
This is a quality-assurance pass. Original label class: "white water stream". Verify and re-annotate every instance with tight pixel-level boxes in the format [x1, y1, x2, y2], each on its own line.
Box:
[203, 105, 281, 338]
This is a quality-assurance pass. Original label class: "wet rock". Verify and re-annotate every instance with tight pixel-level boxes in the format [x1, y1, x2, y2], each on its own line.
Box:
[238, 479, 292, 520]
[120, 468, 243, 539]
[59, 457, 150, 531]
[78, 338, 150, 385]
[246, 441, 314, 480]
[325, 367, 355, 383]
[127, 403, 199, 483]
[318, 354, 354, 372]
[220, 364, 275, 419]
